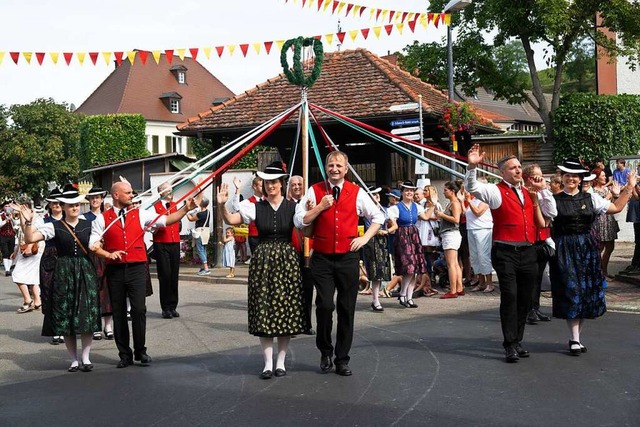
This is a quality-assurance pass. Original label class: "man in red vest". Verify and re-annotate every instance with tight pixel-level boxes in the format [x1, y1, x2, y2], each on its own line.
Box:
[153, 182, 182, 320]
[465, 144, 556, 363]
[90, 181, 195, 368]
[294, 151, 384, 376]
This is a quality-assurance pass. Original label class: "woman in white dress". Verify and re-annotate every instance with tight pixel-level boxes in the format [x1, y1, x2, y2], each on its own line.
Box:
[10, 202, 44, 313]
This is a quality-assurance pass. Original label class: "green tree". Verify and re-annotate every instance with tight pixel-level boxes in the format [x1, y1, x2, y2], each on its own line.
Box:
[0, 98, 82, 200]
[403, 0, 640, 139]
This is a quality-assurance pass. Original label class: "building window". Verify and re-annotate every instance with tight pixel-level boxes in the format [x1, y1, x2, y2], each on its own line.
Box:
[172, 137, 184, 154]
[178, 71, 186, 84]
[170, 99, 180, 114]
[152, 135, 159, 154]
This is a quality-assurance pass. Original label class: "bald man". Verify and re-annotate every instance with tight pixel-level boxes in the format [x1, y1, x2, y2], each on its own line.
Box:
[90, 181, 196, 368]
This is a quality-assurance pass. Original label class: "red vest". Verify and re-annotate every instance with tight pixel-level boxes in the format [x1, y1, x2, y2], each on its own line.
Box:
[102, 208, 148, 264]
[491, 182, 537, 244]
[247, 195, 259, 237]
[537, 226, 551, 242]
[311, 181, 359, 254]
[0, 214, 15, 237]
[152, 201, 180, 243]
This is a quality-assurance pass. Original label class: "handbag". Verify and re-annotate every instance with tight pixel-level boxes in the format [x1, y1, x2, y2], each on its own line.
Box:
[191, 210, 211, 244]
[19, 242, 40, 257]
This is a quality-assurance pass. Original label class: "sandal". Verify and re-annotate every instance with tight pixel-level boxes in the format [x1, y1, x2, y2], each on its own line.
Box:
[104, 328, 114, 340]
[17, 300, 35, 314]
[93, 332, 103, 341]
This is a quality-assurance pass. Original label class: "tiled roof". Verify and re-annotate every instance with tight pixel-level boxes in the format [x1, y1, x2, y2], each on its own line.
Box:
[455, 86, 545, 124]
[76, 52, 235, 123]
[178, 49, 498, 133]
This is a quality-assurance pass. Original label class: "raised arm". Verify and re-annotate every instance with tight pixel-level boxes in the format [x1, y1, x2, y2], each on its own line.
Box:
[217, 183, 243, 226]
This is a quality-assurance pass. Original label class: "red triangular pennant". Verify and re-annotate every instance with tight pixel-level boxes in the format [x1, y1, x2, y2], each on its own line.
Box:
[10, 52, 20, 64]
[36, 52, 45, 65]
[216, 46, 225, 57]
[345, 4, 354, 16]
[264, 41, 273, 55]
[114, 51, 124, 66]
[375, 9, 382, 21]
[408, 19, 417, 33]
[165, 50, 174, 64]
[401, 12, 408, 22]
[239, 44, 249, 57]
[89, 52, 99, 65]
[384, 24, 393, 35]
[360, 6, 366, 16]
[317, 0, 323, 11]
[302, 0, 307, 7]
[336, 32, 346, 44]
[389, 11, 395, 23]
[313, 35, 322, 40]
[332, 0, 339, 14]
[63, 52, 73, 65]
[189, 48, 199, 60]
[434, 14, 440, 28]
[360, 28, 370, 39]
[139, 50, 149, 64]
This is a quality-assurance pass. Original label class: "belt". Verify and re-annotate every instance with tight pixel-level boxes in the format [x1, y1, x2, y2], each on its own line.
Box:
[493, 242, 534, 252]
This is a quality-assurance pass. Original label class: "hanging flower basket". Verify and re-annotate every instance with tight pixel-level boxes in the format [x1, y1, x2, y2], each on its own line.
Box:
[439, 101, 484, 137]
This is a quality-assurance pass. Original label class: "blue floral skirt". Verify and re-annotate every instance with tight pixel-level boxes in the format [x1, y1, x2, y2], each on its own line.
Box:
[550, 233, 606, 319]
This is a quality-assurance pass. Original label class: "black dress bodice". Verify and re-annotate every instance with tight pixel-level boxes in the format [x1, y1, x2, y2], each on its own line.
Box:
[52, 219, 92, 257]
[552, 192, 596, 236]
[255, 199, 296, 242]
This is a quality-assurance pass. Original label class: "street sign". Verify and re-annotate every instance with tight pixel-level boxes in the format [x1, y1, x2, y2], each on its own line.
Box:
[415, 160, 429, 175]
[389, 102, 419, 112]
[390, 126, 420, 135]
[390, 118, 420, 127]
[392, 134, 421, 142]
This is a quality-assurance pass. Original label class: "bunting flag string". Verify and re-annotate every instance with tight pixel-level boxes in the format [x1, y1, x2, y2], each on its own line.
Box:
[0, 13, 448, 66]
[284, 0, 450, 25]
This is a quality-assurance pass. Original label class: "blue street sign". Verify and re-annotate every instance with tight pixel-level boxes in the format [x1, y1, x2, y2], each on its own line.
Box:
[390, 118, 420, 127]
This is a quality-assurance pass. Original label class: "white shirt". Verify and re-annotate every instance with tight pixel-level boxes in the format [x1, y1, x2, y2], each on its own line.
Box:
[465, 198, 493, 230]
[293, 180, 385, 228]
[465, 167, 557, 219]
[89, 206, 167, 247]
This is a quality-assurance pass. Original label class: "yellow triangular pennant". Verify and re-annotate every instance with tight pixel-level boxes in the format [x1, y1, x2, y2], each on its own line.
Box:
[23, 52, 33, 64]
[349, 29, 358, 42]
[373, 26, 382, 39]
[252, 42, 262, 54]
[152, 50, 161, 64]
[353, 5, 360, 17]
[228, 45, 236, 56]
[275, 40, 285, 51]
[126, 51, 136, 64]
[0, 52, 5, 65]
[323, 0, 331, 12]
[77, 52, 87, 65]
[102, 52, 112, 65]
[308, 0, 315, 8]
[419, 14, 427, 29]
[381, 10, 389, 22]
[50, 52, 59, 64]
[176, 49, 186, 60]
[407, 12, 415, 23]
[336, 2, 346, 15]
[203, 46, 212, 59]
[369, 8, 375, 20]
[325, 33, 334, 45]
[396, 23, 404, 35]
[444, 13, 452, 26]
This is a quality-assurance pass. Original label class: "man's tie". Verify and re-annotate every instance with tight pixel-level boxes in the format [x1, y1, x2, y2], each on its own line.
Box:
[332, 186, 340, 202]
[119, 208, 126, 225]
[165, 202, 171, 213]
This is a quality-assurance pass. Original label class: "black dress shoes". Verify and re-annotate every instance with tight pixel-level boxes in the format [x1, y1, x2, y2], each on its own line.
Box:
[274, 368, 287, 377]
[526, 309, 538, 325]
[534, 309, 551, 321]
[302, 329, 316, 335]
[117, 357, 133, 368]
[335, 364, 352, 376]
[505, 347, 519, 363]
[170, 309, 180, 318]
[80, 363, 94, 372]
[260, 370, 273, 380]
[371, 302, 384, 312]
[135, 353, 152, 366]
[320, 356, 333, 373]
[514, 344, 530, 358]
[162, 310, 173, 319]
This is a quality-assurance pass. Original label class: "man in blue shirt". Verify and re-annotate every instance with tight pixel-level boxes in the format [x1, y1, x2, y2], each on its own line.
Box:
[612, 159, 631, 186]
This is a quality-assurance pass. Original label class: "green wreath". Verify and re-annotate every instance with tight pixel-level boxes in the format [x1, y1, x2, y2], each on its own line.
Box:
[280, 36, 324, 88]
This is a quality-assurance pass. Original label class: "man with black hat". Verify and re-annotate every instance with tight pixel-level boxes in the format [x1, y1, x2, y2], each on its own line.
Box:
[294, 150, 384, 376]
[465, 144, 556, 363]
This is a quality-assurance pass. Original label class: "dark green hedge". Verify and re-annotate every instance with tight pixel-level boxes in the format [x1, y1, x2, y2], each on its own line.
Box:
[79, 114, 148, 170]
[553, 93, 640, 163]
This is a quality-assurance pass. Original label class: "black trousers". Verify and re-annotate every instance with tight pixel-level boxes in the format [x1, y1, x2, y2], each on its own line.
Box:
[491, 244, 538, 349]
[632, 222, 640, 267]
[0, 235, 14, 259]
[106, 263, 147, 360]
[153, 242, 180, 311]
[311, 251, 359, 365]
[532, 251, 548, 311]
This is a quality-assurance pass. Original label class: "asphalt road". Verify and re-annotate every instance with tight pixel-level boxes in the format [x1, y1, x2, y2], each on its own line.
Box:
[1, 272, 639, 427]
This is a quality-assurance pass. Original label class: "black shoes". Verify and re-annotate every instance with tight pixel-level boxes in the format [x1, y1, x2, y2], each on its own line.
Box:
[274, 368, 286, 377]
[170, 309, 180, 318]
[406, 299, 418, 308]
[117, 357, 133, 368]
[335, 364, 352, 376]
[514, 344, 530, 358]
[135, 353, 152, 366]
[80, 363, 94, 372]
[534, 309, 551, 321]
[260, 370, 273, 380]
[371, 302, 384, 312]
[302, 329, 316, 335]
[68, 364, 79, 372]
[569, 341, 582, 356]
[161, 310, 173, 319]
[505, 347, 519, 363]
[398, 296, 409, 308]
[320, 356, 333, 373]
[526, 309, 538, 325]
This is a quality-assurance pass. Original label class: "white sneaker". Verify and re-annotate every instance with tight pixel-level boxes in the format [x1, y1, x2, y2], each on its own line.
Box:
[203, 269, 211, 275]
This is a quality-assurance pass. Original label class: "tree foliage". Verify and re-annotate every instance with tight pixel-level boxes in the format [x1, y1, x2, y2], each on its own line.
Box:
[0, 98, 82, 201]
[78, 114, 148, 171]
[402, 0, 640, 138]
[191, 136, 269, 170]
[553, 93, 640, 162]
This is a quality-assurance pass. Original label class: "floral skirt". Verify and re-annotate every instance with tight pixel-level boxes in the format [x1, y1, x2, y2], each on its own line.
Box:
[247, 241, 308, 337]
[363, 233, 391, 281]
[393, 225, 427, 276]
[550, 233, 606, 319]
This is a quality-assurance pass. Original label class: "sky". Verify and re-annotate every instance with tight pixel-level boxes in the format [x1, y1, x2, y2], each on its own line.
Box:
[0, 0, 459, 108]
